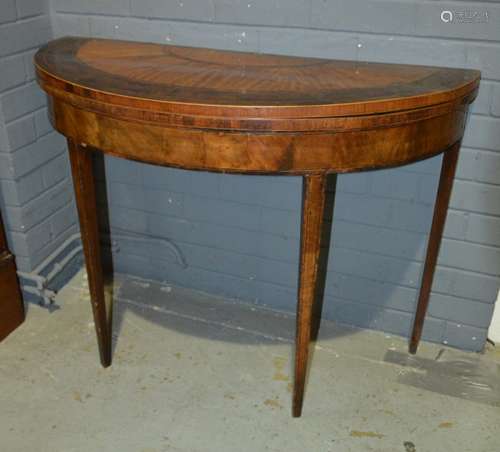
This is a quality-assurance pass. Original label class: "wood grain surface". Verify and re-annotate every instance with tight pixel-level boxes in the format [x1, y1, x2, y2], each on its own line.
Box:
[0, 212, 24, 342]
[34, 36, 480, 417]
[35, 37, 479, 120]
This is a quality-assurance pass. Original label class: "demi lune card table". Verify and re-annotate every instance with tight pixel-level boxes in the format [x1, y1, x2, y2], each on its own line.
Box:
[34, 37, 479, 417]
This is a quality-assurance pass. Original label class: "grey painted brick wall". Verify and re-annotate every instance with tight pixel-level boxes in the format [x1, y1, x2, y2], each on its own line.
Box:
[4, 0, 499, 351]
[0, 0, 78, 282]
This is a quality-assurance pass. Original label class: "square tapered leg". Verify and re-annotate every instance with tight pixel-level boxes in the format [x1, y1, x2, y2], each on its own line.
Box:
[409, 141, 461, 354]
[68, 140, 112, 367]
[293, 174, 329, 417]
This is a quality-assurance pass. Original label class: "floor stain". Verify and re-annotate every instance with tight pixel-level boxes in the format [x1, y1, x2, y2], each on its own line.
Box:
[264, 397, 283, 409]
[438, 421, 454, 429]
[174, 352, 182, 359]
[224, 393, 236, 400]
[350, 430, 384, 439]
[272, 356, 289, 382]
[403, 441, 416, 452]
[72, 391, 83, 403]
[385, 350, 500, 407]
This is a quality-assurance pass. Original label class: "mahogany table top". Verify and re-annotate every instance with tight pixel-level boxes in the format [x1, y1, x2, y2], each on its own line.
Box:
[35, 37, 479, 173]
[35, 37, 479, 123]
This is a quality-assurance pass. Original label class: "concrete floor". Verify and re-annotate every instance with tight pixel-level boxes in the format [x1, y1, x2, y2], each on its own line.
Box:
[1, 270, 499, 452]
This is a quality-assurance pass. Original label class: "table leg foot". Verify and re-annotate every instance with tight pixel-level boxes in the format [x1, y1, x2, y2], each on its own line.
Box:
[293, 174, 328, 417]
[68, 140, 112, 367]
[409, 141, 460, 354]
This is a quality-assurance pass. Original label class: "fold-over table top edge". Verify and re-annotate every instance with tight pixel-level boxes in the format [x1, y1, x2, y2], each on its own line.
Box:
[34, 36, 480, 121]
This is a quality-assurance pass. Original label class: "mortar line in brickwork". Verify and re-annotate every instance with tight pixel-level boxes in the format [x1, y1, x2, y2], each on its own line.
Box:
[461, 146, 500, 156]
[120, 246, 496, 307]
[454, 177, 500, 190]
[108, 210, 494, 271]
[441, 235, 500, 250]
[449, 205, 500, 218]
[122, 200, 437, 235]
[0, 13, 47, 29]
[3, 105, 47, 127]
[53, 9, 500, 46]
[448, 208, 500, 221]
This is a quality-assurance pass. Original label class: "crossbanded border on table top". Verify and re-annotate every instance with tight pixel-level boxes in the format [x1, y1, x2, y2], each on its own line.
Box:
[35, 37, 480, 132]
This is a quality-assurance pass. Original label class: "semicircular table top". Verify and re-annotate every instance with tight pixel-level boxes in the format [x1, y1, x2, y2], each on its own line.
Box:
[35, 37, 480, 122]
[32, 36, 481, 418]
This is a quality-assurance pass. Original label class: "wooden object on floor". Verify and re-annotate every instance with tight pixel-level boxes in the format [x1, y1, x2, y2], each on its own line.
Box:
[34, 37, 480, 417]
[409, 141, 461, 354]
[294, 174, 327, 417]
[0, 212, 25, 341]
[67, 140, 112, 367]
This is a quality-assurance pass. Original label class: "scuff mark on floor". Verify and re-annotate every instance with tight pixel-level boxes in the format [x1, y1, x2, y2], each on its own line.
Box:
[272, 356, 289, 382]
[438, 421, 454, 429]
[349, 430, 384, 439]
[403, 441, 417, 452]
[384, 350, 500, 406]
[72, 391, 83, 402]
[264, 397, 283, 409]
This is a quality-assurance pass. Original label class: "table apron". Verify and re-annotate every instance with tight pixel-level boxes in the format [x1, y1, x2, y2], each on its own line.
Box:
[49, 97, 467, 174]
